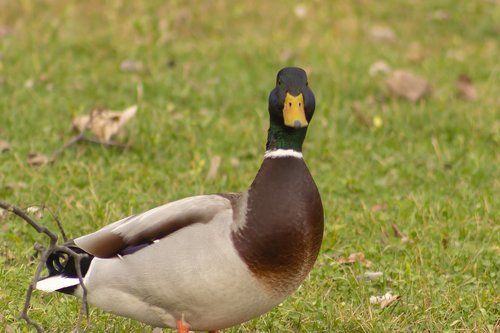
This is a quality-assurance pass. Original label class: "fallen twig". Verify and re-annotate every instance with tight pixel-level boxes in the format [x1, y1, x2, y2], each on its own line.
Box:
[0, 201, 89, 332]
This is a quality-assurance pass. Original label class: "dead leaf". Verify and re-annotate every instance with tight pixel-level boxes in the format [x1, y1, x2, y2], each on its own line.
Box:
[230, 158, 240, 167]
[0, 26, 12, 38]
[351, 102, 372, 127]
[442, 233, 449, 249]
[206, 155, 221, 180]
[5, 181, 28, 190]
[456, 74, 478, 101]
[370, 203, 388, 212]
[431, 10, 449, 21]
[27, 152, 50, 166]
[369, 60, 391, 77]
[446, 49, 466, 61]
[0, 208, 7, 220]
[405, 42, 425, 63]
[280, 49, 295, 63]
[27, 206, 44, 219]
[4, 324, 15, 333]
[392, 224, 409, 243]
[120, 59, 144, 73]
[335, 252, 373, 267]
[369, 25, 396, 43]
[294, 4, 307, 19]
[73, 105, 137, 142]
[370, 292, 400, 309]
[387, 70, 431, 102]
[0, 139, 10, 152]
[24, 78, 34, 89]
[358, 271, 384, 281]
[151, 328, 163, 333]
[380, 294, 400, 308]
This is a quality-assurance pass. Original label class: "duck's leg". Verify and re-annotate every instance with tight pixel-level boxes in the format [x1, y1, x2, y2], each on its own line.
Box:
[176, 319, 190, 333]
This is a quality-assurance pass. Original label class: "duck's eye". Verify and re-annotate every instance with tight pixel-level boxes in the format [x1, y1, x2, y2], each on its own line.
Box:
[306, 81, 309, 86]
[278, 80, 281, 86]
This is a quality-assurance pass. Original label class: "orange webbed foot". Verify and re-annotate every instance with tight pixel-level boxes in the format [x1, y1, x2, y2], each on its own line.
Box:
[176, 319, 190, 333]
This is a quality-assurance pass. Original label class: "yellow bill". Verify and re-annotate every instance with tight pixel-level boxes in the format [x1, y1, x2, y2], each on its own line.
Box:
[283, 92, 308, 128]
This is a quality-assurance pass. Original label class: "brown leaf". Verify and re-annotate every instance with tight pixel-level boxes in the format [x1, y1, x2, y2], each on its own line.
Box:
[359, 271, 384, 281]
[0, 208, 7, 220]
[120, 59, 144, 73]
[0, 246, 15, 260]
[369, 25, 396, 43]
[230, 157, 240, 167]
[280, 49, 295, 63]
[206, 155, 221, 180]
[368, 60, 391, 77]
[27, 206, 44, 219]
[4, 324, 15, 333]
[370, 203, 388, 212]
[0, 139, 10, 152]
[0, 26, 12, 38]
[456, 74, 478, 101]
[442, 233, 449, 249]
[405, 42, 426, 63]
[370, 292, 401, 309]
[392, 224, 409, 243]
[24, 78, 34, 89]
[335, 252, 373, 267]
[431, 10, 449, 21]
[351, 102, 372, 127]
[387, 70, 431, 102]
[380, 294, 400, 309]
[73, 105, 137, 142]
[294, 4, 307, 19]
[27, 152, 50, 166]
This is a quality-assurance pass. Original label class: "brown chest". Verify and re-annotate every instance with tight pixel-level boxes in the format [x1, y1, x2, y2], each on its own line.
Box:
[231, 157, 324, 295]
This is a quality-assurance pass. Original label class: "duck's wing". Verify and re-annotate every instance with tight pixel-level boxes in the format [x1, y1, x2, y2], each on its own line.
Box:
[74, 194, 233, 258]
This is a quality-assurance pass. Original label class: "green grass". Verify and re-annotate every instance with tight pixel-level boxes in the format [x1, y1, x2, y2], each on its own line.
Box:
[1, 0, 499, 332]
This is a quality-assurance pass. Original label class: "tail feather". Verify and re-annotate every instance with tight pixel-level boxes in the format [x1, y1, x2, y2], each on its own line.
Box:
[36, 275, 80, 292]
[36, 241, 94, 295]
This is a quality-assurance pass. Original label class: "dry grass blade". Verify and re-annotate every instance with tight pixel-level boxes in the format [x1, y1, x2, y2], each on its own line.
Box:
[0, 201, 89, 332]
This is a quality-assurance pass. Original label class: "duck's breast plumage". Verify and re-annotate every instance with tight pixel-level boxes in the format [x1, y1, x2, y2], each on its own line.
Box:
[232, 156, 324, 295]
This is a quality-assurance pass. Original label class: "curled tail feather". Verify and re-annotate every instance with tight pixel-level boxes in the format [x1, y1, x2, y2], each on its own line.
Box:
[36, 242, 94, 295]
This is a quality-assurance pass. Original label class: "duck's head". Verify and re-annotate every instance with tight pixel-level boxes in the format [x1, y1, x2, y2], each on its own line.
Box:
[266, 67, 315, 152]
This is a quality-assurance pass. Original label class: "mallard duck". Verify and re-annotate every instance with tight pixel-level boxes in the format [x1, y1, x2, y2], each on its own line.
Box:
[36, 67, 324, 333]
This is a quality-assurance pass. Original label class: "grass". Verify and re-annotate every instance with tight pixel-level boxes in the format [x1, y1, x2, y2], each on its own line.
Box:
[1, 0, 499, 332]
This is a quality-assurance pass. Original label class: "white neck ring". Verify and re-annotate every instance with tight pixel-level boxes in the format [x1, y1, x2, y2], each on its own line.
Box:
[264, 149, 303, 159]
